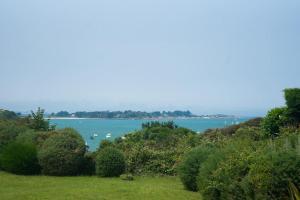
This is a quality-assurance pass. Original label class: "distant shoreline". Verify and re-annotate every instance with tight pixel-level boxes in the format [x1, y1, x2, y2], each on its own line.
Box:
[46, 116, 240, 120]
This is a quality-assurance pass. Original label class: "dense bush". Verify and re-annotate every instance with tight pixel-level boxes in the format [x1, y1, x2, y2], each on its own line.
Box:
[15, 129, 39, 145]
[79, 152, 96, 175]
[113, 122, 199, 175]
[38, 128, 86, 176]
[284, 88, 300, 124]
[98, 139, 114, 150]
[178, 146, 214, 191]
[261, 107, 289, 137]
[0, 109, 18, 120]
[0, 120, 28, 152]
[96, 147, 125, 177]
[245, 147, 300, 199]
[234, 127, 265, 141]
[0, 142, 40, 175]
[197, 139, 257, 200]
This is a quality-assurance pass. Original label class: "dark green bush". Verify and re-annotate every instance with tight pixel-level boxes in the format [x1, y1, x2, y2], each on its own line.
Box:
[79, 152, 96, 175]
[96, 147, 125, 177]
[15, 129, 39, 145]
[38, 128, 86, 176]
[98, 139, 114, 150]
[284, 88, 300, 124]
[244, 145, 300, 199]
[261, 107, 289, 137]
[0, 109, 18, 120]
[234, 127, 265, 141]
[178, 146, 214, 191]
[197, 139, 257, 200]
[0, 120, 28, 152]
[0, 142, 40, 175]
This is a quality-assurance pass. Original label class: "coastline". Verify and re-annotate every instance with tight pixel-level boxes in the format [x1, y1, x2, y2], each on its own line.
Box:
[46, 116, 241, 120]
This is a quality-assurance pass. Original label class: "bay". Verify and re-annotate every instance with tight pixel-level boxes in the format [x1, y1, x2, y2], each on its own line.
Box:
[50, 117, 251, 151]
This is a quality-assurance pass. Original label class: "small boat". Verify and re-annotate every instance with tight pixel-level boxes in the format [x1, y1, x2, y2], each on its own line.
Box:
[106, 133, 112, 138]
[93, 133, 98, 137]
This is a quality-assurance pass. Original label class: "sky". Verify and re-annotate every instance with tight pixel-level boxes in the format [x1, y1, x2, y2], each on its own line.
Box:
[0, 0, 300, 116]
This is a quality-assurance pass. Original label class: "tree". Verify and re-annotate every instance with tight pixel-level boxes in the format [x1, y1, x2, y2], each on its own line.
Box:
[284, 88, 300, 124]
[29, 107, 54, 131]
[261, 107, 288, 137]
[0, 109, 18, 120]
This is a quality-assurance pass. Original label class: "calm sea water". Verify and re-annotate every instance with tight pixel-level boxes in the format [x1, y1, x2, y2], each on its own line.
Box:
[50, 117, 251, 151]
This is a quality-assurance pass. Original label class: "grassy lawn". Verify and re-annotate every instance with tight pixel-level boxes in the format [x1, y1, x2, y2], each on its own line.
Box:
[0, 171, 200, 200]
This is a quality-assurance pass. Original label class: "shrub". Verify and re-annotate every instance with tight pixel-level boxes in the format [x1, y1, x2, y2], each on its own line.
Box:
[244, 145, 300, 199]
[0, 109, 18, 120]
[79, 152, 96, 175]
[284, 88, 300, 124]
[0, 142, 40, 175]
[98, 139, 114, 150]
[96, 147, 125, 177]
[15, 129, 39, 145]
[197, 139, 257, 200]
[261, 107, 289, 137]
[178, 146, 214, 191]
[0, 120, 28, 152]
[38, 128, 86, 176]
[234, 127, 265, 141]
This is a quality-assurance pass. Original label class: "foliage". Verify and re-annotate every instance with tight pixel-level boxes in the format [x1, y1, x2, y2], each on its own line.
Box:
[245, 150, 300, 199]
[0, 142, 40, 175]
[261, 107, 289, 137]
[15, 129, 39, 145]
[0, 109, 18, 120]
[0, 120, 28, 152]
[197, 139, 257, 200]
[38, 128, 86, 176]
[98, 139, 114, 150]
[79, 152, 96, 175]
[29, 107, 54, 131]
[178, 146, 214, 191]
[113, 122, 199, 175]
[289, 181, 300, 200]
[195, 129, 300, 200]
[234, 126, 265, 141]
[96, 147, 126, 177]
[142, 121, 178, 129]
[284, 88, 300, 124]
[53, 110, 195, 119]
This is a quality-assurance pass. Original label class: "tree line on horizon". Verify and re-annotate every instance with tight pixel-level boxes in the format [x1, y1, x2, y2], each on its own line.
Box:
[50, 110, 196, 118]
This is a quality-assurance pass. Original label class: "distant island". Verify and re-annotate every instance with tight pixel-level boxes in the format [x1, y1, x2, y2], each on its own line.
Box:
[48, 110, 235, 119]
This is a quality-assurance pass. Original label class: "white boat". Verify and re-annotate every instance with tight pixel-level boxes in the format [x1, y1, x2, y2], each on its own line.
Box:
[106, 133, 112, 138]
[93, 133, 98, 137]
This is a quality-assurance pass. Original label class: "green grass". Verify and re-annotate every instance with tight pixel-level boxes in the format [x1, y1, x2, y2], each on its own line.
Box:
[0, 171, 200, 200]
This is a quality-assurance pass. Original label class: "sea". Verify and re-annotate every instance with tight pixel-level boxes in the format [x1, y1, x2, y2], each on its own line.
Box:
[50, 117, 252, 151]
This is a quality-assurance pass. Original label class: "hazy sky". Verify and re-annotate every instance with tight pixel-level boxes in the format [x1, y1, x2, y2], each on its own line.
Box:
[1, 0, 300, 116]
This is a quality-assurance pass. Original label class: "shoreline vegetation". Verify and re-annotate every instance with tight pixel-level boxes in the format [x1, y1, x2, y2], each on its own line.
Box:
[45, 115, 237, 120]
[47, 110, 235, 119]
[0, 88, 300, 200]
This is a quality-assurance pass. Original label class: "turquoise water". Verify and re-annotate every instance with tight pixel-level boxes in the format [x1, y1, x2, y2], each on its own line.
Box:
[50, 117, 251, 151]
